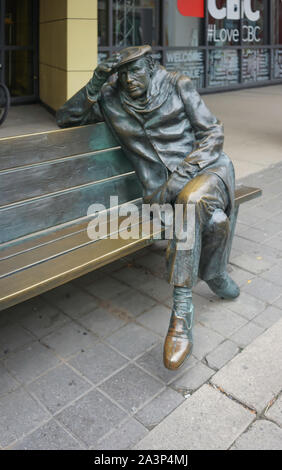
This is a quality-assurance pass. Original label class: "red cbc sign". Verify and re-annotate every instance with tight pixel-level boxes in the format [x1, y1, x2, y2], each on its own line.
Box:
[177, 0, 204, 18]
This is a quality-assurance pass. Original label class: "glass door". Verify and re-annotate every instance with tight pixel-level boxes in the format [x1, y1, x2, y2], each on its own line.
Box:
[0, 0, 38, 103]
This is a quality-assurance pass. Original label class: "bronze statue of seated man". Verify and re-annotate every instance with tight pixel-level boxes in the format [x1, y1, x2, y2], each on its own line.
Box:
[57, 45, 240, 371]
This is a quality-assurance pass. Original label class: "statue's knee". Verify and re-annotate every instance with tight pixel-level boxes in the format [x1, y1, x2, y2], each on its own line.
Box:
[209, 209, 229, 231]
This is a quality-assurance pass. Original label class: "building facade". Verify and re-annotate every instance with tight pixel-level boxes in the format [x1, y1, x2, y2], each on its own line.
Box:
[0, 0, 282, 111]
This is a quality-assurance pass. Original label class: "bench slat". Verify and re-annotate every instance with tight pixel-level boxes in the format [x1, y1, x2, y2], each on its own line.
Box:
[0, 149, 134, 206]
[234, 185, 262, 205]
[0, 174, 142, 243]
[0, 212, 145, 278]
[0, 218, 160, 311]
[0, 123, 119, 170]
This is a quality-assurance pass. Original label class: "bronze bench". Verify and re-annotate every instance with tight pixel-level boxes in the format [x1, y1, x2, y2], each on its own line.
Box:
[0, 123, 262, 311]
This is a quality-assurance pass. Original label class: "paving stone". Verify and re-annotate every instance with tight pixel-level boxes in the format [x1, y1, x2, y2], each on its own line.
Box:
[206, 340, 240, 370]
[7, 296, 49, 318]
[0, 363, 20, 396]
[0, 388, 49, 448]
[192, 280, 216, 300]
[42, 322, 98, 359]
[68, 343, 128, 385]
[105, 322, 159, 359]
[264, 235, 282, 251]
[138, 277, 174, 302]
[255, 196, 282, 214]
[198, 306, 247, 338]
[135, 384, 254, 450]
[137, 343, 198, 384]
[135, 388, 184, 429]
[265, 394, 282, 426]
[172, 362, 215, 394]
[95, 418, 148, 450]
[102, 258, 129, 273]
[0, 308, 19, 328]
[4, 342, 61, 384]
[260, 264, 282, 287]
[151, 240, 169, 254]
[242, 277, 282, 303]
[17, 297, 69, 338]
[237, 226, 272, 244]
[231, 236, 263, 256]
[56, 389, 127, 447]
[192, 324, 225, 360]
[109, 289, 156, 318]
[234, 222, 249, 237]
[231, 420, 282, 450]
[231, 254, 274, 275]
[79, 307, 126, 338]
[226, 265, 256, 287]
[0, 324, 35, 358]
[230, 322, 265, 348]
[42, 283, 99, 318]
[112, 266, 157, 288]
[222, 291, 266, 320]
[212, 318, 282, 413]
[191, 292, 211, 312]
[11, 419, 83, 450]
[137, 304, 171, 337]
[136, 252, 167, 278]
[273, 295, 282, 309]
[27, 364, 92, 414]
[237, 211, 265, 227]
[253, 305, 282, 329]
[73, 268, 107, 287]
[229, 247, 244, 263]
[84, 276, 130, 300]
[99, 364, 164, 413]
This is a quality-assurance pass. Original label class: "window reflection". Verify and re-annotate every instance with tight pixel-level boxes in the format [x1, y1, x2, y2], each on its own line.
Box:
[274, 50, 282, 78]
[164, 0, 204, 47]
[242, 48, 269, 82]
[98, 0, 108, 46]
[208, 50, 240, 86]
[5, 50, 34, 97]
[273, 0, 282, 44]
[113, 0, 159, 47]
[242, 0, 268, 45]
[208, 0, 240, 46]
[5, 0, 33, 47]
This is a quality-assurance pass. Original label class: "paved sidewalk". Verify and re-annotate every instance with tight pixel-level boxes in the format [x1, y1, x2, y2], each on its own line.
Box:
[0, 162, 282, 449]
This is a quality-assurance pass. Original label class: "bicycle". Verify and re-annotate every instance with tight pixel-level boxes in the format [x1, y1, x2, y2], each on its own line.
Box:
[0, 66, 10, 125]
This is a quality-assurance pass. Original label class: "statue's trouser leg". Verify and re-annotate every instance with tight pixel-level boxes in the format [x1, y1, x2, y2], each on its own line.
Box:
[166, 173, 230, 287]
[163, 173, 230, 370]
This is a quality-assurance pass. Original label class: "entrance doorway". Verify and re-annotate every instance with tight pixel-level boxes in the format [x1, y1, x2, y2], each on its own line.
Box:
[0, 0, 38, 104]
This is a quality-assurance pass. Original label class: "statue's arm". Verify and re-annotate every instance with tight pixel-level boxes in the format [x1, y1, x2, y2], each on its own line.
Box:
[177, 76, 224, 169]
[56, 54, 121, 128]
[56, 86, 104, 128]
[150, 77, 224, 204]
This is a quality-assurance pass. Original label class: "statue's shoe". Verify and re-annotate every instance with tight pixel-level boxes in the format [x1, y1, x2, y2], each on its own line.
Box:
[163, 306, 194, 371]
[206, 272, 240, 299]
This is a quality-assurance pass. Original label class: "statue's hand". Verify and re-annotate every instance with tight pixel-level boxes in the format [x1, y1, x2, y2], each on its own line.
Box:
[86, 53, 121, 101]
[96, 53, 122, 79]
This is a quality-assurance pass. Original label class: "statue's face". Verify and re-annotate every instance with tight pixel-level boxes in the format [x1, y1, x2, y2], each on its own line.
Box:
[118, 57, 151, 99]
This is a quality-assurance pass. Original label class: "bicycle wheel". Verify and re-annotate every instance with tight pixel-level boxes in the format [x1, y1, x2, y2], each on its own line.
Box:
[0, 83, 10, 125]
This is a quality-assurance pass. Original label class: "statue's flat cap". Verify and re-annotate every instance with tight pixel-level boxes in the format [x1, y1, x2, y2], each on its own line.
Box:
[114, 45, 152, 69]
